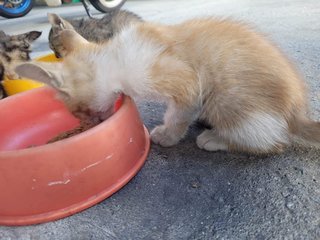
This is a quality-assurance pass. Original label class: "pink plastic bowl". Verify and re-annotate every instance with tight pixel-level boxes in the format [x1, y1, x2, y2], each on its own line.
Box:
[0, 87, 149, 226]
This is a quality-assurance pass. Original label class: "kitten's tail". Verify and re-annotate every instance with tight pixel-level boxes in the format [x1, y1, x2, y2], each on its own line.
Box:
[291, 117, 320, 146]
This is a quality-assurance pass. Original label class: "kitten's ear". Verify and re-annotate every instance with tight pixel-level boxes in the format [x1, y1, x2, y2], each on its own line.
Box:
[60, 29, 89, 52]
[25, 31, 42, 42]
[48, 13, 74, 30]
[15, 31, 42, 42]
[15, 62, 70, 98]
[15, 62, 64, 90]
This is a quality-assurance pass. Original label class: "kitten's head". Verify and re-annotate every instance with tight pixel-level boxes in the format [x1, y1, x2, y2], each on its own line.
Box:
[0, 30, 42, 61]
[16, 30, 116, 119]
[48, 13, 75, 58]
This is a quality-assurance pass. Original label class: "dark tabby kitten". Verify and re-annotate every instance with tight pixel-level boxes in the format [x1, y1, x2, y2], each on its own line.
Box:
[0, 30, 42, 99]
[48, 10, 143, 58]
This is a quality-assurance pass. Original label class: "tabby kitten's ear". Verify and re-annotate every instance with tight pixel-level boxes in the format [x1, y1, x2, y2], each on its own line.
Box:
[24, 31, 42, 42]
[48, 13, 74, 31]
[14, 31, 42, 42]
[15, 62, 69, 97]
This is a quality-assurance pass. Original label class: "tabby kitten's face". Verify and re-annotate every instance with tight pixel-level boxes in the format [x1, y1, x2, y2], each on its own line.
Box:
[0, 30, 42, 62]
[0, 30, 42, 99]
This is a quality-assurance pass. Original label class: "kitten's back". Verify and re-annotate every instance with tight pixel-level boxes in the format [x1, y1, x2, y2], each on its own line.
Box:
[48, 10, 143, 58]
[71, 10, 142, 42]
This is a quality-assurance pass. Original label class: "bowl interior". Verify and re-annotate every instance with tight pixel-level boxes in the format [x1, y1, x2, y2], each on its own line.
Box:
[0, 87, 122, 151]
[0, 87, 79, 151]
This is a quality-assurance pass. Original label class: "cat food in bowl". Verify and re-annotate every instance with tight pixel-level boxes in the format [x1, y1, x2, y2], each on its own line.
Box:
[2, 53, 60, 96]
[0, 87, 150, 226]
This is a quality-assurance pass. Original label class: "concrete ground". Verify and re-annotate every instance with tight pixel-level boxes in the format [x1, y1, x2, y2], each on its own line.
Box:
[1, 0, 320, 239]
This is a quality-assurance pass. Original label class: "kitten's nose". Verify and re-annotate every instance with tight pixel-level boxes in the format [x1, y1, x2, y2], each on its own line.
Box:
[54, 52, 61, 58]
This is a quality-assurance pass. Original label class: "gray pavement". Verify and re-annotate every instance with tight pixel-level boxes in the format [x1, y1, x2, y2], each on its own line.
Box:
[1, 0, 320, 239]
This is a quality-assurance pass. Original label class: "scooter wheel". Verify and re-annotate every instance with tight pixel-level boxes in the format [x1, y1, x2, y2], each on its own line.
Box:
[0, 0, 33, 18]
[89, 0, 126, 13]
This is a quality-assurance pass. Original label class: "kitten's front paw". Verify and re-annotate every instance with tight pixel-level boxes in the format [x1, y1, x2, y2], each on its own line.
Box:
[150, 125, 180, 147]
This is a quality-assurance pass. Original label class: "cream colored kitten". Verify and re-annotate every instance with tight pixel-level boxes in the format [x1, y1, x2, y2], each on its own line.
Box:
[15, 18, 320, 154]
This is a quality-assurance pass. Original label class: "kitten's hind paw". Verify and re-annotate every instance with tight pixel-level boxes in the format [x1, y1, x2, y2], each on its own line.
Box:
[150, 125, 181, 147]
[196, 130, 228, 152]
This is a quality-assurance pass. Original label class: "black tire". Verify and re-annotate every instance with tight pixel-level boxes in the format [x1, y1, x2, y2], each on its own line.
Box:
[0, 0, 33, 18]
[89, 0, 126, 13]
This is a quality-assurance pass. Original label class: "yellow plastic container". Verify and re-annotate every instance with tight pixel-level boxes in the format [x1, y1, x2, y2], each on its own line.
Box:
[2, 53, 61, 96]
[35, 53, 61, 62]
